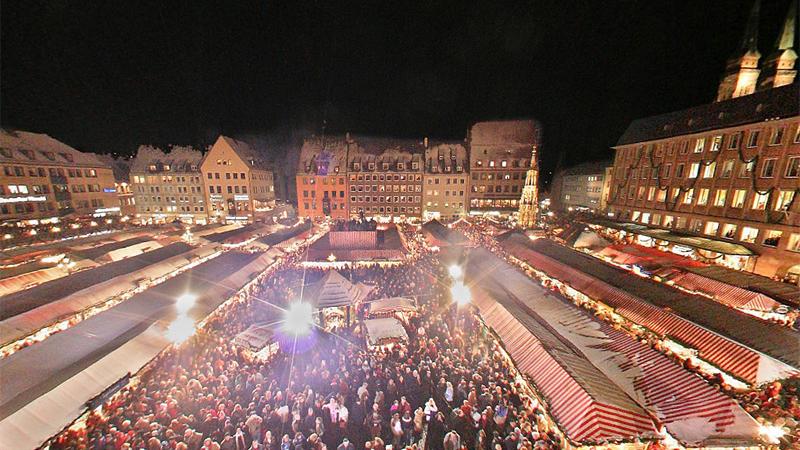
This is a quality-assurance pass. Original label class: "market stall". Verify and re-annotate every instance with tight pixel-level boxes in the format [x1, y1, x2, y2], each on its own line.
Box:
[363, 317, 408, 350]
[234, 322, 281, 363]
[367, 297, 417, 321]
[302, 270, 373, 330]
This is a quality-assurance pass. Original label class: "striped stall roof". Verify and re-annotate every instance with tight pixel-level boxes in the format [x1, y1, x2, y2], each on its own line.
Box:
[499, 235, 797, 385]
[467, 248, 762, 447]
[668, 272, 781, 312]
[471, 289, 658, 444]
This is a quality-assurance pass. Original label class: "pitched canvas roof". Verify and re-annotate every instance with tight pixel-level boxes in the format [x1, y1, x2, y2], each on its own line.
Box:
[302, 270, 372, 308]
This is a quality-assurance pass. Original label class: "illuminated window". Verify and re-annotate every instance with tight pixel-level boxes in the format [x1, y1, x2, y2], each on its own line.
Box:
[713, 189, 727, 207]
[731, 190, 746, 208]
[721, 160, 734, 178]
[683, 188, 694, 204]
[740, 226, 759, 243]
[689, 163, 700, 178]
[751, 192, 769, 210]
[721, 223, 737, 239]
[697, 188, 709, 205]
[729, 131, 742, 149]
[703, 162, 716, 178]
[787, 233, 800, 252]
[704, 221, 719, 236]
[693, 138, 705, 153]
[775, 190, 795, 211]
[710, 135, 722, 151]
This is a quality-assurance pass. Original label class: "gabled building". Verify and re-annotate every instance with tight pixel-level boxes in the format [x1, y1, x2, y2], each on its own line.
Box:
[296, 136, 349, 219]
[467, 119, 541, 213]
[200, 135, 275, 223]
[0, 129, 118, 225]
[422, 141, 469, 221]
[130, 145, 206, 224]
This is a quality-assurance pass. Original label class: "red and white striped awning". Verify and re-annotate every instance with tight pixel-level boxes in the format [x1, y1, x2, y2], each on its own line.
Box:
[668, 272, 780, 312]
[472, 291, 658, 444]
[503, 244, 793, 385]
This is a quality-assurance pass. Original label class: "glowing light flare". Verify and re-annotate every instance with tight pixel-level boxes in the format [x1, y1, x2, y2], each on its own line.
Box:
[451, 282, 471, 306]
[40, 253, 66, 264]
[759, 425, 785, 444]
[283, 301, 314, 336]
[448, 265, 463, 279]
[3, 234, 12, 240]
[166, 315, 196, 344]
[175, 294, 197, 315]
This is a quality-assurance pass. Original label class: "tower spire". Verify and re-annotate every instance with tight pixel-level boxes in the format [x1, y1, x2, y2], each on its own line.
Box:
[741, 0, 761, 52]
[758, 0, 797, 90]
[776, 0, 796, 51]
[716, 0, 762, 101]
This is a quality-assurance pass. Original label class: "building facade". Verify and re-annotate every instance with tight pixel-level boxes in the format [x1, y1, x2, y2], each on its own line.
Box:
[468, 119, 541, 213]
[551, 161, 613, 212]
[130, 145, 207, 224]
[608, 2, 799, 282]
[96, 154, 136, 218]
[296, 136, 349, 219]
[0, 129, 119, 225]
[422, 142, 469, 221]
[608, 85, 799, 281]
[347, 139, 424, 220]
[201, 135, 275, 223]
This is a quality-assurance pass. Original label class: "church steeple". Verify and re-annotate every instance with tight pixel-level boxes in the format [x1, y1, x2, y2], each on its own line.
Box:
[716, 0, 762, 101]
[758, 0, 797, 90]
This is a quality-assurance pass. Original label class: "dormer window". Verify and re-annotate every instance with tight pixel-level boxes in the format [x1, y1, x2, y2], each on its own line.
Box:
[148, 164, 157, 171]
[397, 162, 405, 171]
[190, 164, 197, 171]
[368, 162, 375, 170]
[0, 148, 11, 158]
[501, 160, 507, 167]
[489, 160, 495, 167]
[411, 162, 418, 170]
[456, 165, 463, 172]
[334, 166, 340, 173]
[353, 162, 361, 170]
[44, 151, 56, 161]
[59, 152, 74, 162]
[163, 164, 171, 171]
[382, 163, 389, 170]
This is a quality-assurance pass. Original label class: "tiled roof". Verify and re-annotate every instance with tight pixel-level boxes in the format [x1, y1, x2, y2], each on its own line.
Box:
[0, 129, 108, 168]
[616, 82, 799, 146]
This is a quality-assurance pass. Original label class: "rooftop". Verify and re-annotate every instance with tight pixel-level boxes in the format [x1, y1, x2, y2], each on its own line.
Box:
[616, 81, 799, 146]
[0, 129, 109, 168]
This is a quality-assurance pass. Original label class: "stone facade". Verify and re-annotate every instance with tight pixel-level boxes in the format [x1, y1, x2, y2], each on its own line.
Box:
[422, 142, 469, 221]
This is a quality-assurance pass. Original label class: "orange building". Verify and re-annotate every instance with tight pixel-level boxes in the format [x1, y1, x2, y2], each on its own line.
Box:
[201, 135, 275, 223]
[296, 136, 349, 219]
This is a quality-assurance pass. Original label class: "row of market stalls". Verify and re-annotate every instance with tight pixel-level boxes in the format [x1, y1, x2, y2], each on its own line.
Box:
[420, 219, 470, 248]
[568, 218, 800, 312]
[465, 247, 762, 448]
[498, 232, 800, 383]
[498, 232, 797, 385]
[0, 243, 219, 352]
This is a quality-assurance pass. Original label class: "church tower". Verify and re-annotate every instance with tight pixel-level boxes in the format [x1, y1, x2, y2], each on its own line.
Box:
[758, 0, 797, 90]
[716, 0, 762, 101]
[517, 144, 539, 229]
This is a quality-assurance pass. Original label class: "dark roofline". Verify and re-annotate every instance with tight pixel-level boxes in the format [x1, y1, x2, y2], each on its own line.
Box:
[616, 82, 799, 146]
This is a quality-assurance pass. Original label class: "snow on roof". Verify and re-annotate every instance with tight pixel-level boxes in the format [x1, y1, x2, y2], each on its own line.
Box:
[364, 317, 408, 346]
[0, 129, 109, 168]
[129, 145, 203, 173]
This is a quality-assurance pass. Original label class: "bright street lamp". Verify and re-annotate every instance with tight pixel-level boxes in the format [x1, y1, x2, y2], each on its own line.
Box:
[283, 301, 314, 336]
[451, 282, 471, 306]
[176, 294, 197, 315]
[166, 315, 196, 344]
[448, 265, 463, 279]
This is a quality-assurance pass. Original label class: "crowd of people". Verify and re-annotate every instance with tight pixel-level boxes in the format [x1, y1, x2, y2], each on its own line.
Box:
[49, 228, 560, 450]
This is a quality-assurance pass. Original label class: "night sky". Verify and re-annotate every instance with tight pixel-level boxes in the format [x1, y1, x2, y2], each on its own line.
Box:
[1, 0, 794, 185]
